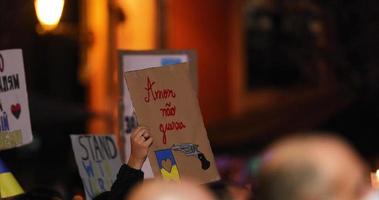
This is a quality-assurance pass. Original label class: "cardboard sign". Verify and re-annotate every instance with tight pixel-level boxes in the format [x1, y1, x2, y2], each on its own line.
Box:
[70, 135, 122, 200]
[119, 50, 197, 178]
[125, 63, 220, 183]
[0, 49, 33, 150]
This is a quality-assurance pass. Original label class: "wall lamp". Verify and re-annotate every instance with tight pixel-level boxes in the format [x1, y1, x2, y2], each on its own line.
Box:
[34, 0, 65, 31]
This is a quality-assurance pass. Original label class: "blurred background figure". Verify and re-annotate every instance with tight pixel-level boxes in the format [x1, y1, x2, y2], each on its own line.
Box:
[12, 187, 64, 200]
[127, 179, 216, 200]
[256, 133, 378, 200]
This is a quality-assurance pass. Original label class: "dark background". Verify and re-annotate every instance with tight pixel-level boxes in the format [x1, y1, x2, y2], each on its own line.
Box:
[1, 0, 379, 198]
[0, 0, 85, 197]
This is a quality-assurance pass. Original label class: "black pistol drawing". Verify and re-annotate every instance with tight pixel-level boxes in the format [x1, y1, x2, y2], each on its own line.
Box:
[171, 143, 211, 170]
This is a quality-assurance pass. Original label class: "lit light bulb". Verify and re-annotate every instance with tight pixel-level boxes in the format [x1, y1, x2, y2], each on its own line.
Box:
[35, 0, 64, 31]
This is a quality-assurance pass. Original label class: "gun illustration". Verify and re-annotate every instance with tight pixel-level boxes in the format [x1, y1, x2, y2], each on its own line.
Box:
[171, 143, 210, 170]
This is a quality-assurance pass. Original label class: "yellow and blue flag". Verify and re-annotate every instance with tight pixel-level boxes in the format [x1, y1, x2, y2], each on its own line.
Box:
[0, 158, 24, 198]
[155, 149, 181, 182]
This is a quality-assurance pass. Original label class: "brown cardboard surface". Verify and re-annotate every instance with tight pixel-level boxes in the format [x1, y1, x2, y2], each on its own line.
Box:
[125, 63, 219, 183]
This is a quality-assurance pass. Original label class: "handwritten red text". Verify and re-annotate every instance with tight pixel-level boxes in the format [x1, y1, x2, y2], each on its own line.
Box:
[144, 77, 176, 103]
[159, 121, 186, 144]
[160, 102, 176, 117]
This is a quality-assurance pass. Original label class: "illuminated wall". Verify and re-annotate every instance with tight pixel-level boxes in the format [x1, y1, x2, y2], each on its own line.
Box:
[82, 0, 157, 134]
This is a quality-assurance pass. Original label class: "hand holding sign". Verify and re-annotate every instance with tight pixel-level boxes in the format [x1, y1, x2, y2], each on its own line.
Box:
[125, 63, 219, 183]
[128, 127, 154, 170]
[120, 50, 197, 179]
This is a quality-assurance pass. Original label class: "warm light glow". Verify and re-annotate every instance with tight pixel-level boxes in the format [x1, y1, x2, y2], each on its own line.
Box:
[35, 0, 64, 30]
[371, 170, 379, 189]
[117, 0, 157, 49]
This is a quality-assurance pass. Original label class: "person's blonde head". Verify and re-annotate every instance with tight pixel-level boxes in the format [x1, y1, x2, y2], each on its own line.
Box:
[128, 179, 216, 200]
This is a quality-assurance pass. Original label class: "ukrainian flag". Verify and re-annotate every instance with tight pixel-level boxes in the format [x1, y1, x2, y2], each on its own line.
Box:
[155, 149, 180, 182]
[0, 159, 24, 198]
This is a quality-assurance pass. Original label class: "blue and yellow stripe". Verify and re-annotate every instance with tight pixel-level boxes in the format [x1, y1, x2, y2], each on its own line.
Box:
[0, 159, 24, 198]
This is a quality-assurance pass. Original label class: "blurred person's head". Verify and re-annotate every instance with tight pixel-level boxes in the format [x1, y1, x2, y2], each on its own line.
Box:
[128, 179, 216, 200]
[256, 132, 374, 200]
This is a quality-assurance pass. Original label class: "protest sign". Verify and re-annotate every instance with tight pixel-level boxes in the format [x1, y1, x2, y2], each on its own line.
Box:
[119, 50, 196, 178]
[0, 49, 32, 150]
[125, 63, 220, 183]
[70, 135, 122, 200]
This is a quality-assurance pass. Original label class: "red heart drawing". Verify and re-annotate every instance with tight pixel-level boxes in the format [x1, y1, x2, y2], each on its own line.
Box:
[11, 103, 21, 119]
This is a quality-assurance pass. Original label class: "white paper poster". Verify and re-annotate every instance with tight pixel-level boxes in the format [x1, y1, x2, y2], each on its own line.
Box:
[119, 50, 196, 178]
[0, 49, 33, 150]
[71, 135, 122, 200]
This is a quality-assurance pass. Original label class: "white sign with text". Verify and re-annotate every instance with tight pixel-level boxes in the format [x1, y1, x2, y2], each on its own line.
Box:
[71, 135, 122, 200]
[0, 49, 33, 150]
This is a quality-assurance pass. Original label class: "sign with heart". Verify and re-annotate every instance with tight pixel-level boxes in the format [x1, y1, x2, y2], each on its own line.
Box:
[0, 49, 33, 150]
[161, 159, 173, 172]
[119, 50, 197, 179]
[125, 63, 220, 184]
[11, 104, 21, 119]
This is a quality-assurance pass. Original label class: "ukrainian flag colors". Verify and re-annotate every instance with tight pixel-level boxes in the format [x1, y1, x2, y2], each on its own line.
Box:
[155, 149, 181, 182]
[0, 159, 24, 198]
